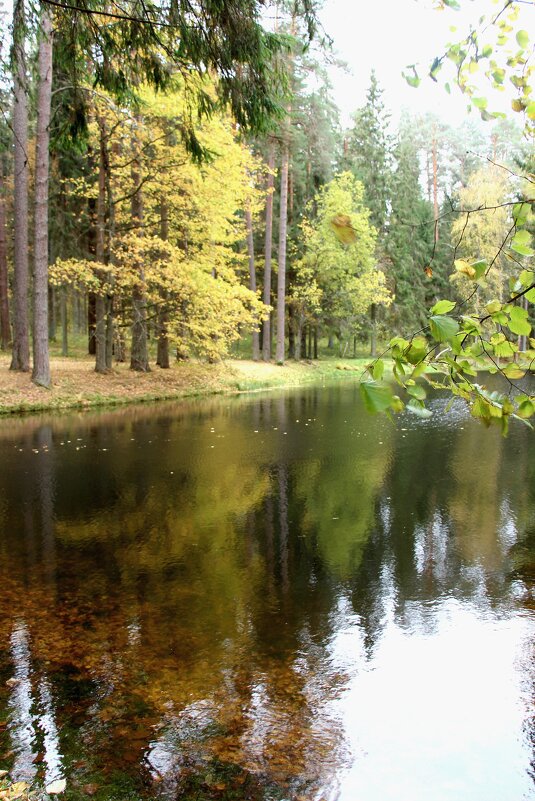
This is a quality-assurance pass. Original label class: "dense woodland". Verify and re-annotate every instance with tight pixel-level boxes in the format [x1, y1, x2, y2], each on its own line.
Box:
[0, 0, 533, 426]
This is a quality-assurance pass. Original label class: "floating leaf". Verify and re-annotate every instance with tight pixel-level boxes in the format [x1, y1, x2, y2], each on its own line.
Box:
[45, 780, 66, 795]
[9, 784, 28, 800]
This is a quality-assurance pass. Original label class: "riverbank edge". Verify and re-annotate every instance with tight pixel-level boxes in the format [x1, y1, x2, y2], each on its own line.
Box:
[0, 356, 375, 416]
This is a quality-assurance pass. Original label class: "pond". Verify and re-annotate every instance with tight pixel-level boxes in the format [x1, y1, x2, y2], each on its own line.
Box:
[0, 382, 533, 801]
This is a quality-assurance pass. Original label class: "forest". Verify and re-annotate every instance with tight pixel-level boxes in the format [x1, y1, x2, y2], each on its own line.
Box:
[0, 0, 533, 427]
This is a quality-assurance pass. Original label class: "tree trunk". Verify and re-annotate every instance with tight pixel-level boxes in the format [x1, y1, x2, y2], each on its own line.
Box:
[32, 7, 53, 388]
[95, 118, 108, 374]
[48, 286, 56, 341]
[156, 194, 170, 368]
[370, 303, 377, 358]
[0, 168, 11, 349]
[295, 318, 302, 360]
[130, 116, 150, 372]
[262, 141, 275, 361]
[10, 0, 30, 371]
[61, 286, 68, 356]
[276, 142, 289, 364]
[301, 325, 307, 359]
[313, 326, 318, 360]
[288, 306, 295, 358]
[245, 203, 260, 360]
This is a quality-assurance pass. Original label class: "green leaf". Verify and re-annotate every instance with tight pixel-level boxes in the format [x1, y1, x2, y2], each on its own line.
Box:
[403, 66, 421, 88]
[372, 359, 385, 381]
[525, 288, 535, 303]
[517, 399, 535, 419]
[443, 0, 460, 8]
[431, 299, 456, 315]
[406, 399, 433, 419]
[485, 299, 502, 314]
[512, 203, 531, 225]
[406, 336, 428, 365]
[516, 29, 529, 48]
[429, 315, 459, 342]
[508, 306, 531, 336]
[407, 383, 427, 400]
[494, 339, 517, 357]
[481, 45, 493, 58]
[473, 96, 488, 109]
[360, 381, 393, 414]
[527, 102, 535, 120]
[390, 395, 404, 413]
[502, 364, 525, 380]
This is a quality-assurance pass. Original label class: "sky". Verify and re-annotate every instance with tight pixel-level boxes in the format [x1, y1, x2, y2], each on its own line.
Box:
[318, 0, 532, 128]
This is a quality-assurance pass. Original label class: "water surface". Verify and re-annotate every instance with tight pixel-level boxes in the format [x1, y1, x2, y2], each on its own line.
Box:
[0, 382, 533, 800]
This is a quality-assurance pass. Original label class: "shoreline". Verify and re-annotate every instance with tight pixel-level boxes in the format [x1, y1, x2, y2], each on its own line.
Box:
[0, 355, 372, 417]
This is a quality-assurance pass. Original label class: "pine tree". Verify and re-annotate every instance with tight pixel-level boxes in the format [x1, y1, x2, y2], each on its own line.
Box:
[344, 70, 392, 235]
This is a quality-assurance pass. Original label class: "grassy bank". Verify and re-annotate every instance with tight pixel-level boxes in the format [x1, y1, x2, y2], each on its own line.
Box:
[0, 354, 375, 416]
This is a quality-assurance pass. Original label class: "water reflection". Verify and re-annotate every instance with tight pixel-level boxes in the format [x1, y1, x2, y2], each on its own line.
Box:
[0, 384, 533, 800]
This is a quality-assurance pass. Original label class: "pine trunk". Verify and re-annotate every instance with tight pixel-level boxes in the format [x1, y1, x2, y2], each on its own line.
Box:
[245, 203, 260, 360]
[95, 118, 108, 374]
[10, 0, 30, 371]
[262, 142, 275, 361]
[130, 117, 150, 372]
[370, 303, 377, 358]
[0, 169, 11, 349]
[275, 143, 289, 364]
[32, 7, 53, 388]
[61, 286, 68, 356]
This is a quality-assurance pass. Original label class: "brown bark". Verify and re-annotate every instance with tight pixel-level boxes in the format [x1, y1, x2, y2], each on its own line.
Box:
[130, 116, 150, 372]
[32, 7, 53, 388]
[370, 303, 377, 358]
[95, 117, 108, 374]
[10, 0, 30, 371]
[0, 168, 11, 349]
[275, 142, 289, 364]
[262, 141, 275, 361]
[60, 286, 68, 356]
[245, 203, 260, 360]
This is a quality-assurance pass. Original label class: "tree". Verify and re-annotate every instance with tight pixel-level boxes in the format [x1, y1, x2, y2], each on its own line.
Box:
[450, 166, 513, 313]
[10, 0, 30, 372]
[385, 121, 436, 332]
[297, 172, 391, 348]
[32, 6, 54, 388]
[344, 70, 392, 235]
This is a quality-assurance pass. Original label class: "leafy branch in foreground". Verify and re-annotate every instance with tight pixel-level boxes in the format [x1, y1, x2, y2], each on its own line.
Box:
[342, 198, 535, 433]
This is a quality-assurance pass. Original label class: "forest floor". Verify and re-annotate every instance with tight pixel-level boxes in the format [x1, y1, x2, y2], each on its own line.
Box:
[0, 354, 374, 415]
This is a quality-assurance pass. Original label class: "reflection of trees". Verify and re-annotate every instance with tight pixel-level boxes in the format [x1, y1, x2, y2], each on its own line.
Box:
[0, 387, 533, 798]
